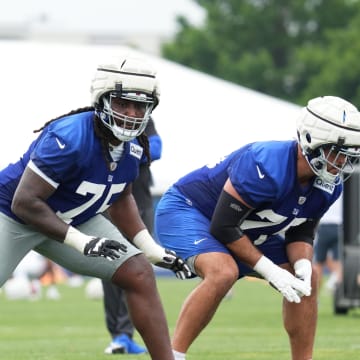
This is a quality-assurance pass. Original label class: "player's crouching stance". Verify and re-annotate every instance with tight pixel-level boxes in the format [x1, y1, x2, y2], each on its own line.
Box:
[0, 55, 191, 360]
[154, 96, 360, 360]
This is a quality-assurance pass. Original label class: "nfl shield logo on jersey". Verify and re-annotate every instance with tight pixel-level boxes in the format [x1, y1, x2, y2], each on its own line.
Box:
[298, 196, 306, 205]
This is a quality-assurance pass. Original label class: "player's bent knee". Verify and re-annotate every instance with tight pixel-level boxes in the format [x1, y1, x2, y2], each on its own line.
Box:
[203, 265, 238, 290]
[111, 254, 155, 289]
[195, 253, 238, 278]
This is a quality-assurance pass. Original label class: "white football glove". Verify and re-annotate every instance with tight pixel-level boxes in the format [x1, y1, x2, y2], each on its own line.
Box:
[133, 229, 192, 280]
[294, 259, 312, 297]
[254, 256, 311, 303]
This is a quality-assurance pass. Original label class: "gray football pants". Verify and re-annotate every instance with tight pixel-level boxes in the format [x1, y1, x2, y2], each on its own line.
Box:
[0, 212, 141, 287]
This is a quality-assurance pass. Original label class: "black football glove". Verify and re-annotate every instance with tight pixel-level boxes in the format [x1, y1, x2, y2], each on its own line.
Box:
[155, 249, 192, 280]
[83, 237, 127, 260]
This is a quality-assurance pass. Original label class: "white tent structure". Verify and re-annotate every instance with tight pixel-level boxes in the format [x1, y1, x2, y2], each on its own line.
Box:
[0, 40, 300, 195]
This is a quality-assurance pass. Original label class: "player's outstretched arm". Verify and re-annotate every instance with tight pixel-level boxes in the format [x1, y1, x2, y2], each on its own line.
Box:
[107, 185, 192, 279]
[133, 229, 192, 279]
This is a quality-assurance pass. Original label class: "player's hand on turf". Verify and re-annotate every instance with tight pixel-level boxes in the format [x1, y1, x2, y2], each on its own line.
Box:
[254, 256, 311, 303]
[155, 249, 192, 280]
[294, 258, 312, 297]
[83, 237, 127, 260]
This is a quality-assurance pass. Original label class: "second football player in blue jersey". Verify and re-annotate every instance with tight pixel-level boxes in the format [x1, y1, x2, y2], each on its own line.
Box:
[155, 96, 360, 360]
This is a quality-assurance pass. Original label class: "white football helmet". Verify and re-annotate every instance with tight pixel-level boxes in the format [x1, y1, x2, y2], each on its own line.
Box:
[297, 96, 360, 184]
[90, 55, 160, 141]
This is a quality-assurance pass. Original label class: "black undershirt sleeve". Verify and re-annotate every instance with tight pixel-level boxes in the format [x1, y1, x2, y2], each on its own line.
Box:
[284, 219, 320, 246]
[210, 190, 253, 244]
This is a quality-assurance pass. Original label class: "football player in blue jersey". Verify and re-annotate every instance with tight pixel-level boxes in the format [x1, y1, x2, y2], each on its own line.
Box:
[154, 96, 360, 360]
[0, 55, 191, 360]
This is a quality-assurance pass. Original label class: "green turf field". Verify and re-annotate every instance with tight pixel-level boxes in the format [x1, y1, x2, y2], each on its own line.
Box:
[0, 276, 359, 359]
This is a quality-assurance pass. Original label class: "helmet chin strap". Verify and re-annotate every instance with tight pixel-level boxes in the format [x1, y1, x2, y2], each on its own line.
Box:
[309, 157, 324, 171]
[308, 153, 340, 185]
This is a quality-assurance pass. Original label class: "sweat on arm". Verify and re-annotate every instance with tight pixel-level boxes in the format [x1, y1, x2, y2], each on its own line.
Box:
[210, 190, 252, 244]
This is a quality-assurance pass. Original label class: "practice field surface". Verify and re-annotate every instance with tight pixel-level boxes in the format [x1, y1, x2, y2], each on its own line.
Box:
[0, 276, 359, 359]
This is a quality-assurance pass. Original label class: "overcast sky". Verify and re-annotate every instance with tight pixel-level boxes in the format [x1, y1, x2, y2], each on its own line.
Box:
[0, 0, 205, 35]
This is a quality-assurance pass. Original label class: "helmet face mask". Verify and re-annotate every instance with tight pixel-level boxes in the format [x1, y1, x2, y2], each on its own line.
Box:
[90, 55, 160, 141]
[100, 91, 154, 141]
[297, 96, 360, 184]
[307, 145, 360, 185]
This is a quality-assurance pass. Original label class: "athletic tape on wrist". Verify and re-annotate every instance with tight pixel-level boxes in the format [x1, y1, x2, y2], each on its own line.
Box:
[64, 226, 92, 253]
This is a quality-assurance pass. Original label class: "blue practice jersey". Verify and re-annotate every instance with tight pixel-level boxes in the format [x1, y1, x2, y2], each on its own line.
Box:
[174, 140, 342, 245]
[0, 111, 143, 225]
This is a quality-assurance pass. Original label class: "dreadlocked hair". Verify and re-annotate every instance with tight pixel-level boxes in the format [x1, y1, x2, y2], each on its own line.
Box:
[137, 132, 151, 166]
[33, 107, 95, 133]
[93, 115, 152, 170]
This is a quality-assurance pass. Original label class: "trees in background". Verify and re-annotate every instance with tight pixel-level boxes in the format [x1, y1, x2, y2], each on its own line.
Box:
[162, 0, 360, 105]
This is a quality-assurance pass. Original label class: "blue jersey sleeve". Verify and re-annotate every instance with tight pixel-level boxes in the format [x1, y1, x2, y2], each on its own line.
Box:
[31, 129, 81, 184]
[30, 113, 95, 185]
[229, 150, 278, 207]
[229, 141, 297, 208]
